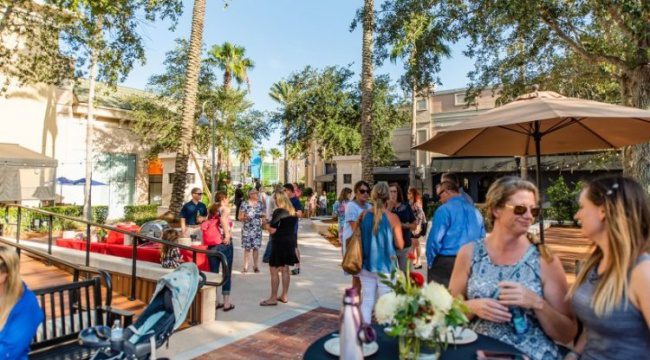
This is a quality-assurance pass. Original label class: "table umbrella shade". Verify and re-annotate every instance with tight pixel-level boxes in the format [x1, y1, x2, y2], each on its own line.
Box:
[415, 90, 650, 242]
[71, 178, 107, 186]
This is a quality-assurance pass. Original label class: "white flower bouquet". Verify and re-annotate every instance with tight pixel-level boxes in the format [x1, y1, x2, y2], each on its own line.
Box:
[375, 257, 469, 359]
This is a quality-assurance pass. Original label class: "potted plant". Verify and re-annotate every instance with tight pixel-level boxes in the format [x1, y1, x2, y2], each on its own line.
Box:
[375, 254, 469, 359]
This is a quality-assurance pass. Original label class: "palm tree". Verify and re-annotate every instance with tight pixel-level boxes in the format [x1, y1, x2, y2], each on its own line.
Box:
[169, 0, 206, 215]
[360, 0, 375, 184]
[269, 147, 282, 182]
[258, 148, 268, 162]
[207, 42, 255, 91]
[269, 80, 296, 183]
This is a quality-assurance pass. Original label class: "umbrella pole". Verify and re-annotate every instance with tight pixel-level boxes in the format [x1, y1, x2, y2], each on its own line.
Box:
[534, 122, 545, 244]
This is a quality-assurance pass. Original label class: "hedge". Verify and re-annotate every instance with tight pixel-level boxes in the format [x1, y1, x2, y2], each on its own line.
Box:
[0, 205, 109, 232]
[123, 205, 158, 222]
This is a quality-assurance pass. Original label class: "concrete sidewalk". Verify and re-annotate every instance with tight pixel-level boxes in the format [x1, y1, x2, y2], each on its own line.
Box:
[158, 219, 350, 359]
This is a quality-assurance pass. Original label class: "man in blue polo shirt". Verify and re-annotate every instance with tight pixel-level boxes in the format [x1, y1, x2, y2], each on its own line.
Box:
[283, 183, 303, 275]
[180, 187, 208, 238]
[426, 180, 485, 286]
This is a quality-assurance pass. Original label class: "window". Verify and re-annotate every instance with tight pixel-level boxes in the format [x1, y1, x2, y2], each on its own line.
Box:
[416, 99, 428, 111]
[168, 173, 195, 184]
[454, 93, 467, 106]
[343, 174, 352, 184]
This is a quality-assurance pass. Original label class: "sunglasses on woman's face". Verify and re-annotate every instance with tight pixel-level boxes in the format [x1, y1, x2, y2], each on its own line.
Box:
[505, 204, 540, 217]
[357, 188, 369, 195]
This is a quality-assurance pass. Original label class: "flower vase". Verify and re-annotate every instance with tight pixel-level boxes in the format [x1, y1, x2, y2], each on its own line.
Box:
[398, 335, 420, 360]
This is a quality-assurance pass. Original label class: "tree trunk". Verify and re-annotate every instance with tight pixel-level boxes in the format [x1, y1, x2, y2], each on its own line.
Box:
[360, 0, 374, 185]
[169, 0, 206, 215]
[83, 18, 101, 222]
[409, 79, 417, 188]
[224, 70, 231, 90]
[622, 64, 650, 192]
[283, 126, 289, 184]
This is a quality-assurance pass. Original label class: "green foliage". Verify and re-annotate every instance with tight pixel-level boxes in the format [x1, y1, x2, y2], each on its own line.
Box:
[545, 176, 581, 225]
[269, 66, 407, 165]
[0, 0, 183, 93]
[206, 41, 255, 90]
[128, 39, 270, 164]
[372, 0, 455, 92]
[123, 205, 158, 222]
[0, 205, 108, 233]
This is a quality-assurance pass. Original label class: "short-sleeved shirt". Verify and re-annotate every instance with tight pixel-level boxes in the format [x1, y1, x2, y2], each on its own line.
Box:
[290, 196, 303, 212]
[342, 201, 372, 244]
[289, 196, 303, 233]
[392, 202, 416, 248]
[180, 200, 207, 225]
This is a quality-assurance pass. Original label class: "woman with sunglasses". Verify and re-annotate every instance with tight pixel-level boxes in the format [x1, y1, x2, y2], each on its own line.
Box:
[449, 176, 576, 360]
[566, 176, 650, 360]
[0, 245, 43, 359]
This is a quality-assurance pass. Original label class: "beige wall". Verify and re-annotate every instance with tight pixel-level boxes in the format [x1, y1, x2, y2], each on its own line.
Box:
[334, 155, 362, 194]
[0, 80, 161, 219]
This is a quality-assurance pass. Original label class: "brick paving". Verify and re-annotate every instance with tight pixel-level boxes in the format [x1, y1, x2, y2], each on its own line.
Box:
[195, 307, 339, 360]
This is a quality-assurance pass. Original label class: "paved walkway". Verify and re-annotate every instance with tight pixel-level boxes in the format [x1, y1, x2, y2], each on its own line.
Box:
[158, 219, 350, 359]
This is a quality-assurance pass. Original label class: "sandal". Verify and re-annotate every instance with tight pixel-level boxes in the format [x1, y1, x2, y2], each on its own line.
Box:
[242, 268, 248, 274]
[277, 297, 288, 303]
[259, 300, 277, 306]
[216, 303, 224, 309]
[254, 267, 260, 273]
[223, 304, 235, 312]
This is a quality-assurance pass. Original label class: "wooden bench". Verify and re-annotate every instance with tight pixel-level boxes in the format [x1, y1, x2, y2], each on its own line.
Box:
[29, 271, 135, 360]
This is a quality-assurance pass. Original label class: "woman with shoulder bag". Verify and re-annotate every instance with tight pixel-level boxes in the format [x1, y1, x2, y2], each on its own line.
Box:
[358, 182, 404, 324]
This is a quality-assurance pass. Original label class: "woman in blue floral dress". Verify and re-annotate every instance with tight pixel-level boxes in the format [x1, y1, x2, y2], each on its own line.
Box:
[239, 189, 265, 273]
[449, 177, 576, 360]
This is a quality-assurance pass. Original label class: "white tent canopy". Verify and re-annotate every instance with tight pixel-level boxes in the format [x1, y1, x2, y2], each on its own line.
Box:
[0, 143, 57, 202]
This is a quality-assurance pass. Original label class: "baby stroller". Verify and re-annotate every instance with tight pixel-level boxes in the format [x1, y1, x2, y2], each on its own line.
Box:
[85, 263, 205, 359]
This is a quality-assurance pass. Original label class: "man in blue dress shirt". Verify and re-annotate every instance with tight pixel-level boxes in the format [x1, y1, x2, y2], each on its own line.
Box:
[426, 180, 485, 286]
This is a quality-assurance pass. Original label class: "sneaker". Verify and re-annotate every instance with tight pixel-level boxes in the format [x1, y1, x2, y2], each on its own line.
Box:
[291, 268, 300, 275]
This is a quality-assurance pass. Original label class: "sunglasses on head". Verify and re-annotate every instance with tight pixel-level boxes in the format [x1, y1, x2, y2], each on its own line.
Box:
[357, 188, 369, 194]
[505, 204, 540, 217]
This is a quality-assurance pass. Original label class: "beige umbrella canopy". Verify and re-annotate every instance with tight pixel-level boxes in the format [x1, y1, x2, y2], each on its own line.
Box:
[415, 90, 650, 242]
[416, 91, 650, 156]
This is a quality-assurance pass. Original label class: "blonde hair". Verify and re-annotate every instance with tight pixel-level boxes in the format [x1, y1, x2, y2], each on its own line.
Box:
[273, 190, 296, 216]
[485, 176, 552, 262]
[569, 176, 650, 316]
[371, 182, 390, 233]
[0, 245, 24, 331]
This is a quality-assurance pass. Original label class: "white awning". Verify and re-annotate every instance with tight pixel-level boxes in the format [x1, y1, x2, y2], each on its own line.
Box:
[0, 143, 58, 168]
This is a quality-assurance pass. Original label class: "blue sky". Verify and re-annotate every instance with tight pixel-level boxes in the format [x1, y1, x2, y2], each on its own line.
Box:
[121, 0, 475, 150]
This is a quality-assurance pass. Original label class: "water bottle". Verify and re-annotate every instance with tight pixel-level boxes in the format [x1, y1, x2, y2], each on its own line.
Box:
[110, 319, 124, 352]
[340, 288, 364, 360]
[511, 307, 529, 335]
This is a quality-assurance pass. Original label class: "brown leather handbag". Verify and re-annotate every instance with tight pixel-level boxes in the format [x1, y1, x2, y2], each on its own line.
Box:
[341, 216, 364, 275]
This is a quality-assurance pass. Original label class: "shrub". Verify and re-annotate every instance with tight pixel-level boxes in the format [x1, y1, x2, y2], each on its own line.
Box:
[546, 176, 581, 225]
[124, 205, 158, 222]
[0, 205, 107, 233]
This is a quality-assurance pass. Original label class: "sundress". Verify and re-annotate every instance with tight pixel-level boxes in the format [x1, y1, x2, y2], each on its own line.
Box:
[467, 239, 559, 360]
[332, 200, 349, 243]
[161, 247, 181, 269]
[240, 201, 264, 250]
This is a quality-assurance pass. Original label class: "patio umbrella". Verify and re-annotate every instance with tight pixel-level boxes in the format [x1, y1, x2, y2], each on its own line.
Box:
[415, 90, 650, 242]
[71, 178, 107, 186]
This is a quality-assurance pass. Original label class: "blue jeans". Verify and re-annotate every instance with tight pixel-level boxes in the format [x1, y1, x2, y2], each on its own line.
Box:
[208, 243, 233, 295]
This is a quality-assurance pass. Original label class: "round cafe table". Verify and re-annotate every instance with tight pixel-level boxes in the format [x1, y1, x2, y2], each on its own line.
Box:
[303, 324, 525, 359]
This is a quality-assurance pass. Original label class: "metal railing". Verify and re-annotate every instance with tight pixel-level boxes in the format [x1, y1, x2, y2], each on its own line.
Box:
[2, 204, 229, 301]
